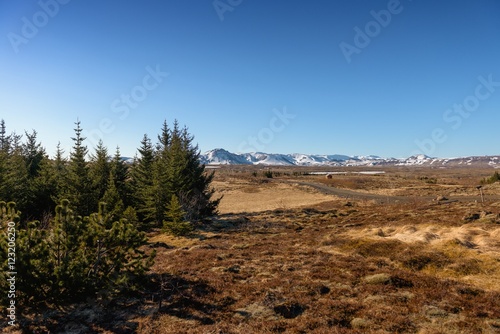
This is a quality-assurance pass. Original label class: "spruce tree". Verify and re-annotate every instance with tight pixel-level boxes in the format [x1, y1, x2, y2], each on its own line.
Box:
[4, 139, 29, 216]
[89, 139, 110, 202]
[29, 154, 57, 221]
[110, 147, 131, 207]
[23, 130, 45, 178]
[52, 142, 68, 198]
[65, 121, 95, 216]
[9, 131, 22, 154]
[0, 127, 7, 200]
[21, 130, 53, 220]
[101, 169, 125, 221]
[167, 121, 221, 220]
[130, 134, 155, 223]
[0, 119, 10, 152]
[130, 120, 222, 227]
[150, 120, 173, 225]
[163, 194, 193, 236]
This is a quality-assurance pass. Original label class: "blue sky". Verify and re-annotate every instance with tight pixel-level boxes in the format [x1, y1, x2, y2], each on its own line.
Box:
[1, 0, 499, 158]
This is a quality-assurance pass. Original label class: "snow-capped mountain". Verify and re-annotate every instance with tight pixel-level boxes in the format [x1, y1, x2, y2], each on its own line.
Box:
[200, 149, 392, 166]
[202, 148, 251, 165]
[200, 149, 500, 167]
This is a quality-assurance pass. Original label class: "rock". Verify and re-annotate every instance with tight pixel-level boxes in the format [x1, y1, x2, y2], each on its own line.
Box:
[351, 318, 372, 329]
[463, 213, 480, 222]
[363, 273, 391, 285]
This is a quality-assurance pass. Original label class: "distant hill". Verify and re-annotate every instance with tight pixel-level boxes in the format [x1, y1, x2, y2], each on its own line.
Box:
[199, 148, 500, 168]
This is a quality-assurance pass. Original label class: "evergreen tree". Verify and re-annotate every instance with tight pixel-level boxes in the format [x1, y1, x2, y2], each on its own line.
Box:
[163, 194, 193, 236]
[0, 124, 7, 200]
[102, 169, 125, 221]
[33, 155, 59, 221]
[52, 142, 68, 197]
[110, 147, 131, 207]
[19, 130, 53, 220]
[149, 120, 173, 225]
[130, 134, 155, 223]
[9, 131, 22, 155]
[65, 121, 95, 216]
[0, 119, 10, 152]
[0, 154, 5, 201]
[2, 200, 155, 306]
[167, 121, 221, 220]
[134, 120, 221, 227]
[122, 206, 139, 228]
[23, 130, 45, 178]
[4, 139, 29, 215]
[0, 121, 13, 203]
[89, 139, 110, 202]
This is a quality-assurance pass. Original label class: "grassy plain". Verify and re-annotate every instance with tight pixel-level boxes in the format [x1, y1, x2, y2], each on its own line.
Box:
[10, 166, 500, 333]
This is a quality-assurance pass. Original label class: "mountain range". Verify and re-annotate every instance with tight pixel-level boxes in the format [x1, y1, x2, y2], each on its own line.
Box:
[199, 149, 500, 168]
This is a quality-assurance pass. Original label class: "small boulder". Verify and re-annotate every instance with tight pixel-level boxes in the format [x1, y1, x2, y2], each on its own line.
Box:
[435, 195, 448, 202]
[363, 273, 391, 285]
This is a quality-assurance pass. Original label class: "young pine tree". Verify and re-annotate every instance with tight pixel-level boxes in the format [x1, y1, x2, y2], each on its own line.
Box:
[110, 147, 131, 207]
[89, 139, 110, 202]
[150, 120, 173, 226]
[21, 130, 54, 220]
[130, 134, 155, 223]
[0, 125, 8, 200]
[51, 142, 68, 200]
[65, 121, 95, 216]
[163, 194, 193, 236]
[165, 121, 221, 221]
[178, 124, 221, 219]
[101, 169, 125, 221]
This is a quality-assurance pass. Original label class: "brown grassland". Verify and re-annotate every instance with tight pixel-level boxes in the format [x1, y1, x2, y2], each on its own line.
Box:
[6, 166, 500, 333]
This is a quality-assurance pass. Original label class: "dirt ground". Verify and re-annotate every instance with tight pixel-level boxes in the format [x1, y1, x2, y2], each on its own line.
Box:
[6, 166, 500, 333]
[213, 179, 334, 213]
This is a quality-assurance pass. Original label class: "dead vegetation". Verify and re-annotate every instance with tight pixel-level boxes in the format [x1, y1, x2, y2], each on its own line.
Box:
[3, 166, 500, 333]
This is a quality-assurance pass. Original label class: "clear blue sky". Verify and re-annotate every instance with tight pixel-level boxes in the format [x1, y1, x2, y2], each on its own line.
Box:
[1, 0, 499, 158]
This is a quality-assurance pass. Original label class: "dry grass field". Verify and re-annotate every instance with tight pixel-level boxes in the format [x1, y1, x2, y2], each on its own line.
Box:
[8, 166, 500, 333]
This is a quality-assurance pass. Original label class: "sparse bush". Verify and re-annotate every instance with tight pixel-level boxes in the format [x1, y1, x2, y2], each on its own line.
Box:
[401, 251, 450, 271]
[419, 176, 437, 184]
[264, 170, 273, 178]
[480, 171, 500, 185]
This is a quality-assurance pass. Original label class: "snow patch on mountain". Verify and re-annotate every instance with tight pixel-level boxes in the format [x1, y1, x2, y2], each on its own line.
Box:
[199, 149, 500, 167]
[201, 149, 395, 166]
